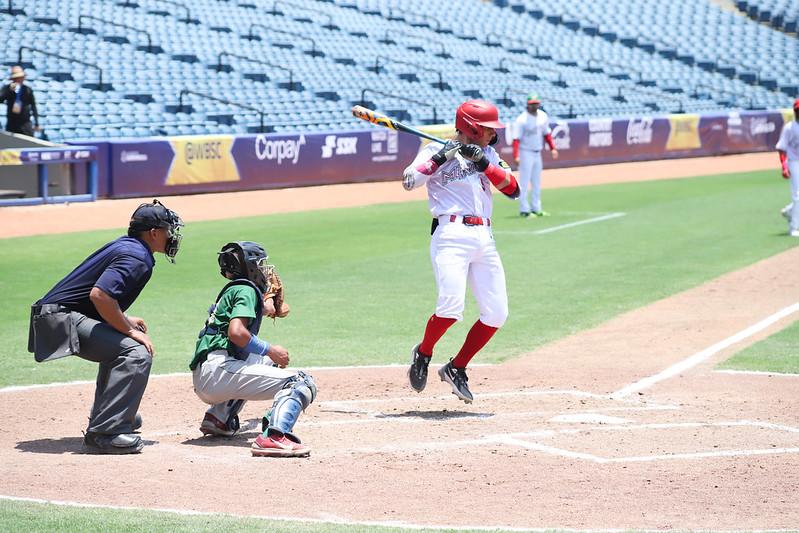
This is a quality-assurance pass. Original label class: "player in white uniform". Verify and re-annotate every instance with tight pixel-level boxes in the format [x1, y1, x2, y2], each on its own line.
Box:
[402, 100, 520, 403]
[777, 98, 799, 236]
[509, 93, 558, 217]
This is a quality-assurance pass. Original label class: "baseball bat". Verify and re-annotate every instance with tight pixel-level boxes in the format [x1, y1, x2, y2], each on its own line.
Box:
[351, 105, 447, 144]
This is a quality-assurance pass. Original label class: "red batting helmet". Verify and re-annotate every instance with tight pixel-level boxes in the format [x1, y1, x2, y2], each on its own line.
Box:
[455, 100, 504, 138]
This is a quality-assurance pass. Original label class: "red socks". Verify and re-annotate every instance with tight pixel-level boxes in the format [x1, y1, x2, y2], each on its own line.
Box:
[419, 314, 456, 356]
[419, 316, 499, 367]
[452, 320, 498, 368]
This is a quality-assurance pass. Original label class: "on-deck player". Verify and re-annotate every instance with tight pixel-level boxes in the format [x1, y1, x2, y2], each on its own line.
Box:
[509, 93, 558, 217]
[402, 99, 520, 403]
[777, 98, 799, 236]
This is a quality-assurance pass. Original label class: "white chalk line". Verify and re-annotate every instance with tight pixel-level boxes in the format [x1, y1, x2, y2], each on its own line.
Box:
[143, 390, 677, 437]
[0, 495, 627, 533]
[611, 301, 799, 398]
[715, 369, 799, 378]
[0, 363, 495, 394]
[0, 495, 793, 533]
[494, 212, 626, 235]
[337, 420, 799, 462]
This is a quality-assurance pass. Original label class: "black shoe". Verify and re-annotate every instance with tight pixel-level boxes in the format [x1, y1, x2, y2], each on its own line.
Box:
[407, 344, 431, 392]
[133, 413, 142, 432]
[438, 360, 473, 403]
[520, 212, 530, 218]
[82, 432, 143, 455]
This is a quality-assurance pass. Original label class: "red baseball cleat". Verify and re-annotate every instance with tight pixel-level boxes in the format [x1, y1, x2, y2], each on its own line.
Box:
[251, 434, 310, 458]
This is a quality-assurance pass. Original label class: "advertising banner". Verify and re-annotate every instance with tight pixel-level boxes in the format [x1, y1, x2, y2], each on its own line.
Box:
[96, 129, 419, 198]
[71, 108, 791, 198]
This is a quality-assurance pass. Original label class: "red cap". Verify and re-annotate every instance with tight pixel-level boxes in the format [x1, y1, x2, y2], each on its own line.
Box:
[794, 98, 799, 110]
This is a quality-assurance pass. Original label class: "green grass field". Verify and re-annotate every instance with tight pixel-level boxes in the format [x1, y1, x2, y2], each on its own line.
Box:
[1, 168, 798, 531]
[0, 499, 513, 533]
[1, 169, 796, 387]
[719, 320, 799, 373]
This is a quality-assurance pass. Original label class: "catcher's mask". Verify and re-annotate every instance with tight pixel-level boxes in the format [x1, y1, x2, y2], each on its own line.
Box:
[128, 199, 184, 263]
[218, 241, 270, 293]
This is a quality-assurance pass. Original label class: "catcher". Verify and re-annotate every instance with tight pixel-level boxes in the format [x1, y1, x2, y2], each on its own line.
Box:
[189, 241, 316, 457]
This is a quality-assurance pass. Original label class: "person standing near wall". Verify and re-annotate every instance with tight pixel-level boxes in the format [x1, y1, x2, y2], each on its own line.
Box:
[510, 93, 558, 218]
[0, 66, 41, 137]
[778, 98, 799, 236]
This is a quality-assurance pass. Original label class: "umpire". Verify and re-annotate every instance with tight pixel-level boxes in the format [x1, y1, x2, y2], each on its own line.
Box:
[28, 200, 184, 454]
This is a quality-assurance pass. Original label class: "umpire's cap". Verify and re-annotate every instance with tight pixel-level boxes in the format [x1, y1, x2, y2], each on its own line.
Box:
[128, 199, 182, 233]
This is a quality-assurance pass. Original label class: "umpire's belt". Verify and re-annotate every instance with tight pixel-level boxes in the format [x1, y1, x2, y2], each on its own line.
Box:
[31, 303, 71, 316]
[441, 214, 491, 226]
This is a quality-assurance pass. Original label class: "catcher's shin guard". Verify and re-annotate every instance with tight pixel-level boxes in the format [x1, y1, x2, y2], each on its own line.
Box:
[263, 372, 316, 442]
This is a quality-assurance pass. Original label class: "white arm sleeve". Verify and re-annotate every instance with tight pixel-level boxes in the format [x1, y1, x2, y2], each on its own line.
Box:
[776, 124, 789, 152]
[402, 143, 439, 191]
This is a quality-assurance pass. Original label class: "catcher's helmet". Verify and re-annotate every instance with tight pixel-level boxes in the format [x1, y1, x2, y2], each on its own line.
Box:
[455, 100, 504, 139]
[218, 241, 270, 293]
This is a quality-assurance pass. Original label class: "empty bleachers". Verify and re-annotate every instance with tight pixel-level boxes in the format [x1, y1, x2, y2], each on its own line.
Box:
[1, 0, 796, 143]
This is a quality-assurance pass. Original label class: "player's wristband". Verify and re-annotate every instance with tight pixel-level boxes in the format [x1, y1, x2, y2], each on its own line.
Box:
[244, 334, 270, 356]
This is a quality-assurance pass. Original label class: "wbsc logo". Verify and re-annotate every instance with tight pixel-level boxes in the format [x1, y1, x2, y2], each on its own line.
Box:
[321, 135, 358, 159]
[255, 134, 305, 165]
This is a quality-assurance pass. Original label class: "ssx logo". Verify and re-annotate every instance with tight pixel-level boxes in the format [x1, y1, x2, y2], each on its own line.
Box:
[255, 134, 305, 165]
[322, 135, 358, 158]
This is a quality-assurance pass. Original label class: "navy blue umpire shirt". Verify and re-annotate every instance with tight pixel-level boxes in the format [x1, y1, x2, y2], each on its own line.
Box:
[39, 236, 155, 321]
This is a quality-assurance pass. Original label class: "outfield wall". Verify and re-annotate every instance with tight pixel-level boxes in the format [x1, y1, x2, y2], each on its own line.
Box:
[71, 108, 791, 199]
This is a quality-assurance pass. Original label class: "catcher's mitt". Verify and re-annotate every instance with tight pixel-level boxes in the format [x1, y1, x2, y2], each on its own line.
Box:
[263, 265, 290, 319]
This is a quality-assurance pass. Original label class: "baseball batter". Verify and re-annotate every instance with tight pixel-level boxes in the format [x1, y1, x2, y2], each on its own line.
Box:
[403, 100, 519, 403]
[509, 93, 558, 217]
[777, 98, 799, 236]
[190, 241, 316, 457]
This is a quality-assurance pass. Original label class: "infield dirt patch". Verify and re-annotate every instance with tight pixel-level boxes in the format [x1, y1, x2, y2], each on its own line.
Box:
[2, 152, 798, 530]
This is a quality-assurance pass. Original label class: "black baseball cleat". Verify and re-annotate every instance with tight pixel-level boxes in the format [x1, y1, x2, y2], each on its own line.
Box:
[407, 343, 432, 392]
[438, 359, 473, 403]
[82, 432, 143, 455]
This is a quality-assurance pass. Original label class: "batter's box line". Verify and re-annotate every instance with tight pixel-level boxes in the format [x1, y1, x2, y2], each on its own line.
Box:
[338, 420, 799, 460]
[319, 388, 676, 408]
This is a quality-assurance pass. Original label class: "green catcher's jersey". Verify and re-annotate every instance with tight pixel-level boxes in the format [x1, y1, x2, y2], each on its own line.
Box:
[190, 283, 259, 370]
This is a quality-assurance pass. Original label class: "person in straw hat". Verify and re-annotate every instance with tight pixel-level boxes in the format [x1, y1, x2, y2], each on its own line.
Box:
[0, 65, 41, 136]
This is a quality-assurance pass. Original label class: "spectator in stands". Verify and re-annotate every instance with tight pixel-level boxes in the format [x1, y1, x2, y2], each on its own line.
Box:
[0, 65, 41, 137]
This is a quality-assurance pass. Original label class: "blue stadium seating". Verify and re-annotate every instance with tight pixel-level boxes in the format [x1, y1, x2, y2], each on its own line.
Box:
[0, 0, 795, 142]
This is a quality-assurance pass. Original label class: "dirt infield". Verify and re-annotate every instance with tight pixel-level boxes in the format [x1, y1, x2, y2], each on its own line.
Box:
[3, 152, 799, 530]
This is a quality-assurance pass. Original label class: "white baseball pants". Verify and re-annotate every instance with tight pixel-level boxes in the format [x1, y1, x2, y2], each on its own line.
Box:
[518, 149, 543, 214]
[430, 219, 508, 328]
[787, 160, 799, 232]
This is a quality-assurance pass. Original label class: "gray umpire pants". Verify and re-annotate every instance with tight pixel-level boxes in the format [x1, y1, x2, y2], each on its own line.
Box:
[73, 313, 152, 435]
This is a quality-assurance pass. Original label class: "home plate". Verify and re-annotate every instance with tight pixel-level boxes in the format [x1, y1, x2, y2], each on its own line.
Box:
[549, 413, 632, 424]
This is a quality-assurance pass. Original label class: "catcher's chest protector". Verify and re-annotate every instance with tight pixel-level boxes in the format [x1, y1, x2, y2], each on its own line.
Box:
[200, 279, 264, 361]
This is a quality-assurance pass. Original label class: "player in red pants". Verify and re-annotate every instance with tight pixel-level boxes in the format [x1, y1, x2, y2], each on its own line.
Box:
[401, 100, 519, 403]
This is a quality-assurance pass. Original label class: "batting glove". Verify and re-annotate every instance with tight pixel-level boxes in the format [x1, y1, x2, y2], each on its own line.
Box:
[431, 140, 462, 166]
[459, 144, 489, 172]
